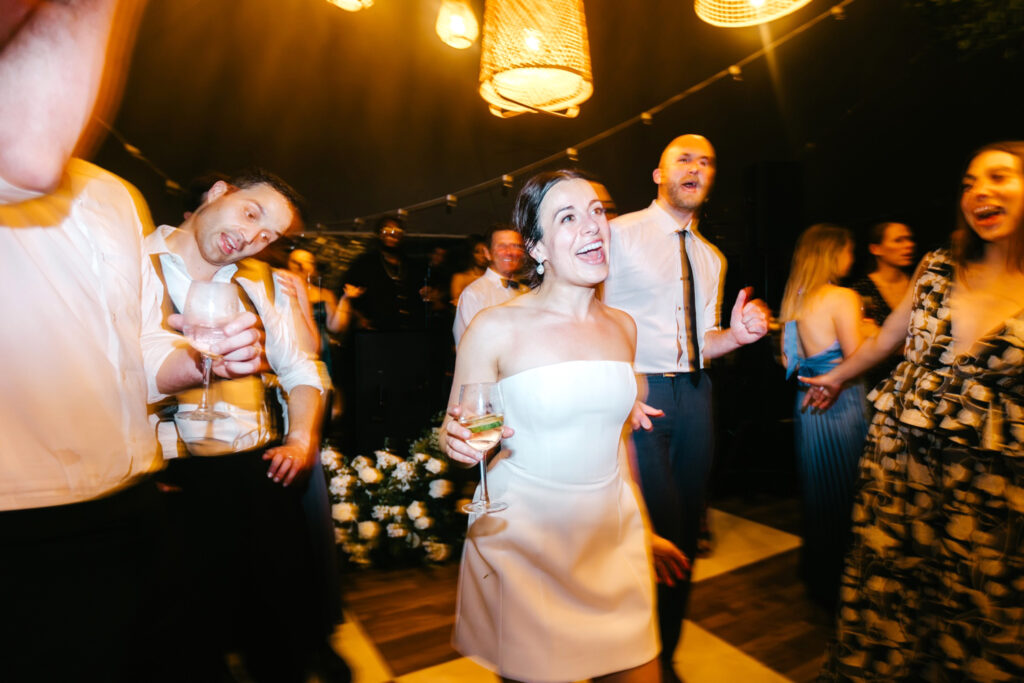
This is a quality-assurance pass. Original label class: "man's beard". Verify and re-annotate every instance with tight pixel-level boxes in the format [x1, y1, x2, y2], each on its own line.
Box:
[666, 183, 706, 213]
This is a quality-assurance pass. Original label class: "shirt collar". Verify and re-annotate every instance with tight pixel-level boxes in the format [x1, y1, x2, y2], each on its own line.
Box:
[649, 200, 698, 236]
[151, 224, 238, 281]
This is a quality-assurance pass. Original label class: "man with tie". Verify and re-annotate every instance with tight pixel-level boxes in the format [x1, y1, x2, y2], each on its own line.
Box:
[452, 224, 527, 346]
[603, 134, 770, 682]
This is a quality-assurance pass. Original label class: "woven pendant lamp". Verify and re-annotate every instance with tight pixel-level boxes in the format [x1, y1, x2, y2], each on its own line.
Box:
[695, 0, 814, 27]
[478, 0, 593, 118]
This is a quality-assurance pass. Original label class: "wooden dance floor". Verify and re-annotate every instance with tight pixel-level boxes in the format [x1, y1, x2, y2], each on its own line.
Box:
[332, 495, 832, 682]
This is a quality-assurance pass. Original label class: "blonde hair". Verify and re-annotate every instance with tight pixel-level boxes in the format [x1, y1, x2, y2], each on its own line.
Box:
[780, 224, 853, 321]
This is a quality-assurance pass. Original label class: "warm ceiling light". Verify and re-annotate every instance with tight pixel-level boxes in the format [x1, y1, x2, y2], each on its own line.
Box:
[694, 0, 814, 27]
[479, 0, 593, 118]
[436, 0, 479, 49]
[327, 0, 374, 11]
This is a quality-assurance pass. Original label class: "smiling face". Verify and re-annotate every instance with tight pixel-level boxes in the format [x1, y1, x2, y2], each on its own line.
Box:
[961, 150, 1023, 245]
[529, 178, 610, 286]
[192, 181, 297, 267]
[489, 229, 525, 278]
[654, 134, 716, 216]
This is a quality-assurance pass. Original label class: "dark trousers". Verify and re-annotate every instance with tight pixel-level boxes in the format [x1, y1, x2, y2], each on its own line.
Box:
[159, 453, 317, 683]
[0, 478, 164, 683]
[631, 372, 715, 665]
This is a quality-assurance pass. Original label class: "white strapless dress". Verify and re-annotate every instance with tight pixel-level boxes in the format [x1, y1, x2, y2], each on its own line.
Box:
[453, 360, 658, 682]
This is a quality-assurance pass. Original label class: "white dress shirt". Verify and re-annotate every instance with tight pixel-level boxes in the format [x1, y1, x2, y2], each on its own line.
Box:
[144, 225, 327, 457]
[453, 267, 527, 346]
[603, 201, 725, 374]
[0, 160, 177, 511]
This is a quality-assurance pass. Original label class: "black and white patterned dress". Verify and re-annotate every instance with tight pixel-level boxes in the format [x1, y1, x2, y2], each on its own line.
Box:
[822, 250, 1024, 682]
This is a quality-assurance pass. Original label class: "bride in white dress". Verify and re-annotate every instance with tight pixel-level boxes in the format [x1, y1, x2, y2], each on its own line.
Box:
[443, 171, 688, 683]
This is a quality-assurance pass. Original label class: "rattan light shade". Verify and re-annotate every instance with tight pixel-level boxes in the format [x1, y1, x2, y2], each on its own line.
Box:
[695, 0, 814, 27]
[479, 0, 593, 118]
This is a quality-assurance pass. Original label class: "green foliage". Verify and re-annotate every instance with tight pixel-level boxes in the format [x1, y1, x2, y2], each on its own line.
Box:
[909, 0, 1024, 56]
[322, 419, 476, 569]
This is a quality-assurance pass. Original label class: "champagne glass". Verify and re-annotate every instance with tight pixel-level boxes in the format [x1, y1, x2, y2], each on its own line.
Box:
[459, 382, 508, 514]
[177, 281, 239, 422]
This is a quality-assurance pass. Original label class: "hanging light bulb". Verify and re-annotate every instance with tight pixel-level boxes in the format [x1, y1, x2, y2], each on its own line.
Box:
[694, 0, 813, 28]
[436, 0, 479, 49]
[326, 0, 374, 12]
[479, 0, 593, 118]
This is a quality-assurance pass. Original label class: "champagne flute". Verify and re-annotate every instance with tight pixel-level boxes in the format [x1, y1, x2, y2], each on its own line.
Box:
[459, 382, 508, 514]
[177, 281, 239, 422]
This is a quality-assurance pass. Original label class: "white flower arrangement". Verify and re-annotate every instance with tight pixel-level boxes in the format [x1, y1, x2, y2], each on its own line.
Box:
[321, 422, 477, 569]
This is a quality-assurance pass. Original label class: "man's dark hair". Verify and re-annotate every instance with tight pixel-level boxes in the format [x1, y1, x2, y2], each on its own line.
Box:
[485, 222, 517, 251]
[183, 171, 230, 215]
[228, 167, 308, 229]
[374, 215, 404, 234]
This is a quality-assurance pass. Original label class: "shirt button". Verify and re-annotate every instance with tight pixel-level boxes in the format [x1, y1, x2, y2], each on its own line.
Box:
[111, 312, 118, 323]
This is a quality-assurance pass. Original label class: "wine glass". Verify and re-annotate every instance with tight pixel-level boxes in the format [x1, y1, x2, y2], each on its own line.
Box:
[459, 382, 508, 514]
[177, 281, 239, 422]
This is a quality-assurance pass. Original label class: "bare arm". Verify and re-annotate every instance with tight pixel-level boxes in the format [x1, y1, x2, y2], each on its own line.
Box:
[274, 270, 320, 355]
[262, 384, 325, 486]
[832, 287, 867, 359]
[801, 260, 923, 409]
[702, 286, 772, 360]
[0, 0, 138, 193]
[441, 309, 513, 466]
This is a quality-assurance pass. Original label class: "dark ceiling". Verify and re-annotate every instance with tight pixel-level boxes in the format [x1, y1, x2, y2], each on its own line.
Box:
[92, 0, 1023, 256]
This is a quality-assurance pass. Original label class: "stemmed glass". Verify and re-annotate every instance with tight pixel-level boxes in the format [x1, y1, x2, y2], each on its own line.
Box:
[459, 382, 508, 514]
[177, 281, 239, 422]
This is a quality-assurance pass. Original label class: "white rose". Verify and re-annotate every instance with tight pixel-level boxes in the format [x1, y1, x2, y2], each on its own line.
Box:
[372, 505, 390, 521]
[358, 467, 383, 484]
[375, 451, 402, 469]
[407, 500, 427, 519]
[334, 527, 350, 543]
[425, 458, 445, 474]
[387, 522, 408, 538]
[393, 461, 415, 482]
[358, 521, 380, 540]
[331, 502, 358, 523]
[414, 516, 434, 530]
[329, 475, 353, 497]
[429, 479, 453, 498]
[425, 541, 451, 562]
[350, 455, 371, 471]
[390, 505, 406, 518]
[320, 447, 343, 469]
[413, 452, 431, 463]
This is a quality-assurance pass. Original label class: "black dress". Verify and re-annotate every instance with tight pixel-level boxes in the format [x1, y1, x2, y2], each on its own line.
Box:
[851, 275, 902, 394]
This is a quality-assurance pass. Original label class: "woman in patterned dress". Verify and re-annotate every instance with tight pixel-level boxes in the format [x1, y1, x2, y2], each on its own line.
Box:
[802, 141, 1024, 681]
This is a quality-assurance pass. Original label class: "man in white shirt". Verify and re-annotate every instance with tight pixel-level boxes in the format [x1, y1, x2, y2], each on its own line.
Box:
[144, 169, 333, 681]
[603, 134, 770, 681]
[453, 225, 527, 346]
[0, 4, 265, 680]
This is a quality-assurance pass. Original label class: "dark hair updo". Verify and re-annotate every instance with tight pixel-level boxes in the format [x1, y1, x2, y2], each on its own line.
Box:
[511, 169, 586, 288]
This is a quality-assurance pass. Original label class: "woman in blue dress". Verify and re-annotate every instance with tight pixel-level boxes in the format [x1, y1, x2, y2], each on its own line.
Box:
[780, 224, 869, 610]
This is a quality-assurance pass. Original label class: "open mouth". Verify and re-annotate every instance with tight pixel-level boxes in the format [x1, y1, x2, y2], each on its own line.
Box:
[972, 205, 1005, 227]
[220, 233, 241, 256]
[575, 240, 605, 265]
[681, 180, 699, 192]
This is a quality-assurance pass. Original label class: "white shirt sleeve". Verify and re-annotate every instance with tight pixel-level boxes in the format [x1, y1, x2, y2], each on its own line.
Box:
[250, 277, 327, 395]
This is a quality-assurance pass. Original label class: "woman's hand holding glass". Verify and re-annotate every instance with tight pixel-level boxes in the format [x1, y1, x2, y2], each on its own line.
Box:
[443, 403, 515, 466]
